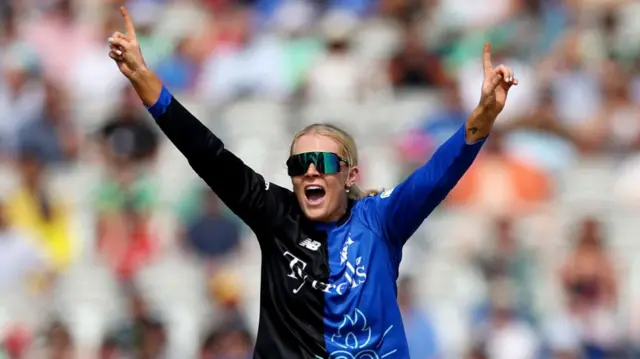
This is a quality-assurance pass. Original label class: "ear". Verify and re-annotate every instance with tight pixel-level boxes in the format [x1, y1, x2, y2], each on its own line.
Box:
[345, 166, 359, 188]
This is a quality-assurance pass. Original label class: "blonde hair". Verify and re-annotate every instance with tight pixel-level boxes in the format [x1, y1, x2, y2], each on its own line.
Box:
[290, 123, 381, 200]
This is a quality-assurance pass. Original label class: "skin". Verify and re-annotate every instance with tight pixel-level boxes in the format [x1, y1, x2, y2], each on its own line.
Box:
[108, 6, 518, 223]
[467, 43, 519, 143]
[290, 134, 359, 222]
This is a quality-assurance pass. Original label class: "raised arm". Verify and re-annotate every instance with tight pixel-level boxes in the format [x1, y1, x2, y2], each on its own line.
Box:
[368, 43, 519, 247]
[107, 7, 292, 231]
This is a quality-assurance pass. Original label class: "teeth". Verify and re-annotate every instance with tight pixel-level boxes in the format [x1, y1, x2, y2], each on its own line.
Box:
[307, 186, 322, 190]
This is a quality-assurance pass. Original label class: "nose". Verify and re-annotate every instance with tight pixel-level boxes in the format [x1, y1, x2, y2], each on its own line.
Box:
[305, 163, 320, 177]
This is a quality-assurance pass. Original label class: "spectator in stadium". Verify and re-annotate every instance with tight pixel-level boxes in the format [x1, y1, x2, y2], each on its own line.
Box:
[0, 199, 52, 294]
[592, 60, 640, 153]
[200, 325, 253, 359]
[397, 276, 441, 359]
[470, 278, 540, 359]
[496, 87, 585, 173]
[397, 82, 467, 170]
[107, 284, 166, 358]
[197, 3, 290, 105]
[559, 217, 622, 359]
[94, 162, 158, 281]
[0, 324, 31, 359]
[29, 320, 75, 359]
[4, 148, 74, 271]
[17, 80, 79, 166]
[417, 82, 468, 147]
[388, 22, 449, 90]
[201, 274, 254, 359]
[302, 10, 390, 103]
[124, 0, 175, 70]
[446, 130, 552, 216]
[470, 216, 537, 325]
[23, 0, 95, 85]
[543, 31, 602, 131]
[271, 0, 323, 97]
[97, 86, 159, 166]
[0, 41, 44, 159]
[560, 217, 618, 313]
[183, 189, 242, 265]
[94, 80, 160, 284]
[207, 270, 250, 332]
[67, 5, 130, 122]
[472, 217, 537, 322]
[155, 35, 201, 94]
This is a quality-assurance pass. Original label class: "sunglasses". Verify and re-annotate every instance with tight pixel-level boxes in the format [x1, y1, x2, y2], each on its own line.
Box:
[286, 152, 347, 177]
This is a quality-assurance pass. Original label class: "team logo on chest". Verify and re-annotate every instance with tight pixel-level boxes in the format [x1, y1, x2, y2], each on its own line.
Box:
[284, 233, 367, 295]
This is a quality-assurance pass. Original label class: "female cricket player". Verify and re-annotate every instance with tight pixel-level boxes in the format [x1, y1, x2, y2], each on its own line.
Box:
[108, 6, 518, 358]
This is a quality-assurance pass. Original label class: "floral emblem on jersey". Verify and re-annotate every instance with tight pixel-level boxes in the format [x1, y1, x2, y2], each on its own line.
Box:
[326, 309, 397, 359]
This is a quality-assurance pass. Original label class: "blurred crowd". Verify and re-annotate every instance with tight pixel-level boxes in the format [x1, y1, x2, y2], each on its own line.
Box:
[1, 0, 640, 358]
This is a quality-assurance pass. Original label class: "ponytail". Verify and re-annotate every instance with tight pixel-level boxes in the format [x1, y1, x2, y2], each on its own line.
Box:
[348, 184, 382, 200]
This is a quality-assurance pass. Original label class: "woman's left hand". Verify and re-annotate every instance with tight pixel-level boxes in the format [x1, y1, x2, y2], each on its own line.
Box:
[478, 42, 518, 117]
[465, 43, 519, 142]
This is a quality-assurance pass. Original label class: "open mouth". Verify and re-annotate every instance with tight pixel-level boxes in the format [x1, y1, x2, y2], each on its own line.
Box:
[304, 185, 326, 205]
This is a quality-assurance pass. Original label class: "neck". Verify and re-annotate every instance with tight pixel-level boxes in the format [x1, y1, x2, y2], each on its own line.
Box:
[327, 209, 346, 223]
[327, 197, 351, 224]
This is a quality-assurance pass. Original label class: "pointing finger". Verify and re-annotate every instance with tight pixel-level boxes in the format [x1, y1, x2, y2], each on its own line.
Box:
[120, 6, 136, 39]
[482, 43, 493, 73]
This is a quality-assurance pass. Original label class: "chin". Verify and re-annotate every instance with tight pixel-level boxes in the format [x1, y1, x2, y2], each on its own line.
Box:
[302, 206, 330, 222]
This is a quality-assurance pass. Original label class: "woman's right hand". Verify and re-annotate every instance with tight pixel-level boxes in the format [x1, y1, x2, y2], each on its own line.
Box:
[108, 6, 147, 79]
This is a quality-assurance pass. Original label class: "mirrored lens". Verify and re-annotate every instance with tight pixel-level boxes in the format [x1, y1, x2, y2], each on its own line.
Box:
[286, 152, 343, 176]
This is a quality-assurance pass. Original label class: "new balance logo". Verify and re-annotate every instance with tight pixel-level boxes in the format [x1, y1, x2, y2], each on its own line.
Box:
[299, 238, 322, 251]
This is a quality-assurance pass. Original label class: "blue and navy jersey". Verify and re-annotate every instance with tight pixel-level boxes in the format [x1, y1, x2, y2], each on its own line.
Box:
[148, 86, 485, 358]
